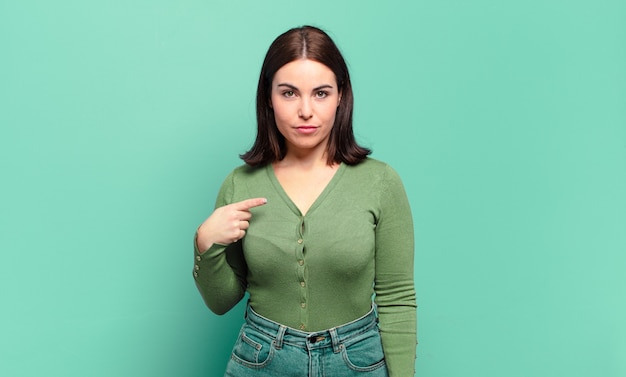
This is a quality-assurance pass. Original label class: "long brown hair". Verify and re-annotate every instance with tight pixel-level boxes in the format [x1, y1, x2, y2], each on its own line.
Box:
[240, 26, 371, 166]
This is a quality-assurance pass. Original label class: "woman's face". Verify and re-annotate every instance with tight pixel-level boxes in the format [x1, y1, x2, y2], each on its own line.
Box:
[270, 59, 341, 158]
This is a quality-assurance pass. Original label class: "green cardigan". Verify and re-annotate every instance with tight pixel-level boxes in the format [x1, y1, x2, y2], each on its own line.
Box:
[193, 158, 416, 376]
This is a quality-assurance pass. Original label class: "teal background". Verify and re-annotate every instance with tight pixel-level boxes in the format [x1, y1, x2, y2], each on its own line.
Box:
[1, 0, 625, 376]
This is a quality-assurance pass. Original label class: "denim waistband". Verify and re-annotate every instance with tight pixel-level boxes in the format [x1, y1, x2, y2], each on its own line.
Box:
[244, 304, 378, 351]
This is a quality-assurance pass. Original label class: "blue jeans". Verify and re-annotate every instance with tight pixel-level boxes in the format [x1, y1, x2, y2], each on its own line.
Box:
[224, 304, 389, 377]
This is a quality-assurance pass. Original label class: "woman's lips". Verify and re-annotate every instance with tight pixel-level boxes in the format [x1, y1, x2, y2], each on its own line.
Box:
[295, 126, 318, 134]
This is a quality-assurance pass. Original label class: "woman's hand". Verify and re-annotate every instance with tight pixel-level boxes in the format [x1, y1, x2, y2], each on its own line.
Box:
[196, 198, 267, 252]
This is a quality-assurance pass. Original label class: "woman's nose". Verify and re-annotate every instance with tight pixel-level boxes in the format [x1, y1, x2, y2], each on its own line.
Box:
[298, 99, 313, 119]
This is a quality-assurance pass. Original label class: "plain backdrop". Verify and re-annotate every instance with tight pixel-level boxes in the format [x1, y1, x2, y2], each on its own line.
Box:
[1, 1, 625, 376]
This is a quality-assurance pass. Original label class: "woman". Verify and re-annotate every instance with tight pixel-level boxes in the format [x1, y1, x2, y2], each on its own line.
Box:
[193, 25, 416, 376]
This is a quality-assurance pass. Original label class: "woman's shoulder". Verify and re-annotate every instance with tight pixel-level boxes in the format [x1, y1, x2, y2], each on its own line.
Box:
[217, 164, 268, 189]
[344, 158, 408, 204]
[216, 164, 268, 199]
[347, 157, 402, 180]
[228, 163, 267, 178]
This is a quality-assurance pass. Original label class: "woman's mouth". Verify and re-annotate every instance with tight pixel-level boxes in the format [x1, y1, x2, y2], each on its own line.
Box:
[295, 126, 318, 134]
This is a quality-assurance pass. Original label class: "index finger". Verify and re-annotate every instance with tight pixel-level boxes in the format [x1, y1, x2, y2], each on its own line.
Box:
[232, 197, 268, 211]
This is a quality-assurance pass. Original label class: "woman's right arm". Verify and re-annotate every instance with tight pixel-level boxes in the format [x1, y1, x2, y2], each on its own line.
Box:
[192, 171, 266, 315]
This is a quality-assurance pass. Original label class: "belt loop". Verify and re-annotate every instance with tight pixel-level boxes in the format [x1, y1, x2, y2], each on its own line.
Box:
[274, 325, 287, 350]
[329, 328, 341, 353]
[372, 303, 379, 325]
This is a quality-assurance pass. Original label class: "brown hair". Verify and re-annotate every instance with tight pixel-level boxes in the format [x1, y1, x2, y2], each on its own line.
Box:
[240, 25, 371, 166]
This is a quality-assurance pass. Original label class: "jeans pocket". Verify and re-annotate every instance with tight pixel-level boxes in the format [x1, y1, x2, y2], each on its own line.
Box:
[230, 324, 274, 368]
[341, 327, 387, 373]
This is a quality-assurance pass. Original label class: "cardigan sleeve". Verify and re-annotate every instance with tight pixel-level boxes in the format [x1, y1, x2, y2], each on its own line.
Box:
[193, 170, 248, 315]
[374, 165, 417, 376]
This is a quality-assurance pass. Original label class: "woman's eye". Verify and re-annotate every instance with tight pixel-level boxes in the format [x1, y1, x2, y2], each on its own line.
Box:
[316, 91, 328, 98]
[283, 91, 295, 97]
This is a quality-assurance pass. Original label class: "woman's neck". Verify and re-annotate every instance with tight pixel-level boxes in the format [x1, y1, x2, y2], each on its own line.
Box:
[277, 145, 334, 169]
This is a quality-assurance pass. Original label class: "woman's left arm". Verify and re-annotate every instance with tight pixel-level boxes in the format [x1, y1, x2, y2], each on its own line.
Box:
[374, 164, 417, 377]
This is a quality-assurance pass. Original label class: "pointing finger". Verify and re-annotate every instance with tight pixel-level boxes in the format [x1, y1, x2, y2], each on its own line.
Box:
[232, 198, 268, 211]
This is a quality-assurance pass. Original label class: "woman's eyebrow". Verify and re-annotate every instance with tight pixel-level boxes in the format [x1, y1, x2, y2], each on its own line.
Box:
[276, 83, 298, 90]
[276, 83, 335, 91]
[313, 84, 334, 91]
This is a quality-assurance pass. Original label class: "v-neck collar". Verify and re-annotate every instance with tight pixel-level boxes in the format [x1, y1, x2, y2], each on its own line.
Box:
[266, 163, 346, 217]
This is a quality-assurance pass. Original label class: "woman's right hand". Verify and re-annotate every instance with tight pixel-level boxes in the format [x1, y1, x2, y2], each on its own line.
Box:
[195, 197, 267, 253]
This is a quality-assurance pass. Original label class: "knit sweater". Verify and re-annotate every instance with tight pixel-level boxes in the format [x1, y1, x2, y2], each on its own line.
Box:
[193, 158, 417, 376]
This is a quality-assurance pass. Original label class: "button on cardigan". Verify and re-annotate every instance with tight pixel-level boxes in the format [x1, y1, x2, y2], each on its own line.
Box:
[194, 158, 417, 376]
